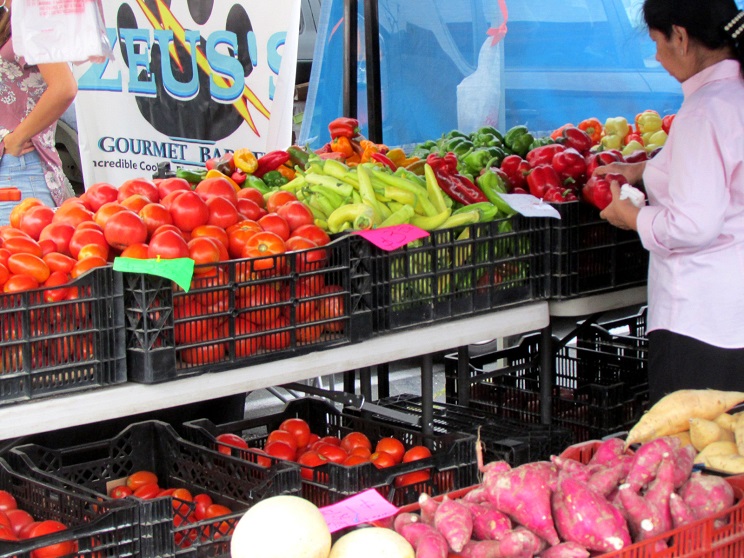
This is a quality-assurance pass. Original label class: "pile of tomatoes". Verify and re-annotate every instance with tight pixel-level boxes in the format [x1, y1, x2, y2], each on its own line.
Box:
[0, 488, 78, 557]
[108, 470, 234, 548]
[214, 417, 433, 488]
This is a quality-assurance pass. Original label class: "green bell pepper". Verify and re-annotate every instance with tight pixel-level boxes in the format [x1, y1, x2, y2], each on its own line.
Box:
[476, 126, 504, 142]
[262, 170, 289, 188]
[503, 125, 535, 158]
[471, 132, 503, 149]
[243, 174, 270, 194]
[446, 129, 469, 140]
[461, 148, 494, 176]
[528, 136, 555, 151]
[477, 169, 516, 217]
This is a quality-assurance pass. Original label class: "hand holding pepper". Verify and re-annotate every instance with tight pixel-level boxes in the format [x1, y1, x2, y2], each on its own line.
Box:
[599, 181, 640, 231]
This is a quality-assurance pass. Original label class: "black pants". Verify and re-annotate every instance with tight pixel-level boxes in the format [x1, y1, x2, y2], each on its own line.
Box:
[648, 330, 744, 404]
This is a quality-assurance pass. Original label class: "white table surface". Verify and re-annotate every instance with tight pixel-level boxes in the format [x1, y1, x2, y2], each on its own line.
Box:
[0, 302, 550, 440]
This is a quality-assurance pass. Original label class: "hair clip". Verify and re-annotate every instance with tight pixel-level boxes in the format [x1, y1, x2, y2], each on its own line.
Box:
[724, 10, 744, 32]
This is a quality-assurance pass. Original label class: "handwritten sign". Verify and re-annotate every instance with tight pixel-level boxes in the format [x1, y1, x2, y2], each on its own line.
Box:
[319, 489, 399, 533]
[498, 194, 562, 219]
[353, 224, 429, 251]
[113, 257, 195, 291]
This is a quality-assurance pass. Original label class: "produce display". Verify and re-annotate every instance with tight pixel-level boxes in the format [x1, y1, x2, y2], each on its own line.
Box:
[0, 489, 76, 554]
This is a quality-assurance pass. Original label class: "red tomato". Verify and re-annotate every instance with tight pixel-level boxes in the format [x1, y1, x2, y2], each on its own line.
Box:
[71, 256, 107, 279]
[74, 221, 103, 232]
[0, 524, 18, 542]
[170, 191, 210, 232]
[260, 316, 291, 351]
[180, 340, 226, 365]
[117, 178, 159, 203]
[38, 222, 75, 255]
[160, 189, 187, 210]
[193, 493, 213, 521]
[296, 314, 323, 344]
[190, 225, 229, 251]
[265, 190, 297, 213]
[151, 223, 186, 239]
[258, 213, 290, 241]
[171, 488, 194, 515]
[236, 282, 284, 325]
[9, 198, 44, 229]
[279, 418, 312, 448]
[206, 196, 240, 229]
[0, 263, 8, 288]
[236, 198, 267, 221]
[157, 177, 191, 200]
[234, 316, 261, 358]
[318, 436, 341, 447]
[195, 177, 238, 205]
[215, 433, 249, 455]
[375, 437, 405, 464]
[318, 285, 346, 333]
[109, 485, 134, 499]
[5, 508, 34, 536]
[285, 236, 327, 272]
[18, 521, 40, 540]
[204, 504, 233, 538]
[276, 201, 314, 232]
[51, 202, 94, 229]
[264, 440, 296, 462]
[395, 446, 433, 487]
[403, 445, 432, 462]
[120, 243, 150, 259]
[3, 274, 39, 293]
[133, 483, 161, 500]
[370, 451, 397, 469]
[226, 220, 262, 259]
[103, 209, 148, 251]
[84, 183, 119, 212]
[126, 470, 159, 491]
[350, 446, 372, 459]
[68, 227, 107, 260]
[7, 253, 50, 284]
[76, 242, 109, 262]
[241, 231, 286, 270]
[236, 187, 266, 208]
[3, 235, 43, 257]
[42, 270, 71, 303]
[120, 194, 151, 214]
[0, 491, 16, 512]
[93, 202, 127, 229]
[138, 203, 173, 237]
[19, 205, 55, 240]
[267, 430, 298, 452]
[340, 432, 372, 454]
[29, 520, 78, 558]
[297, 450, 328, 480]
[188, 236, 222, 275]
[342, 454, 369, 467]
[316, 443, 348, 464]
[148, 230, 190, 259]
[291, 223, 331, 246]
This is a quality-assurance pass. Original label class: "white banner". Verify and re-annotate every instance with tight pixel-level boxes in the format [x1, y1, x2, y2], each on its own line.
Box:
[73, 0, 301, 186]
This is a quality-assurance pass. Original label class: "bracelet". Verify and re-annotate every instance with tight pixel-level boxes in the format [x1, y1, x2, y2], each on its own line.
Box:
[0, 129, 11, 143]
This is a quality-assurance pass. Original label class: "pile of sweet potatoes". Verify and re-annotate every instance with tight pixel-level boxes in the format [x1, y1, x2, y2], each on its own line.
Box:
[386, 435, 738, 557]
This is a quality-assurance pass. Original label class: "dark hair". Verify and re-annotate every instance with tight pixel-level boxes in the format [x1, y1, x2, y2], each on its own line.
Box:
[0, 6, 10, 48]
[643, 0, 744, 77]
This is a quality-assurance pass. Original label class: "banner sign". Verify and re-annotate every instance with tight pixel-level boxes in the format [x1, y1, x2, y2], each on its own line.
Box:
[73, 0, 301, 186]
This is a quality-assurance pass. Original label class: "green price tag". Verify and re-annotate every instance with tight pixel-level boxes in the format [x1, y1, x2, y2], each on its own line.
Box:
[113, 257, 195, 292]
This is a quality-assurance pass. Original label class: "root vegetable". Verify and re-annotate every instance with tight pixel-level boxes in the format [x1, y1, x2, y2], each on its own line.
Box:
[329, 527, 414, 558]
[689, 417, 734, 451]
[617, 483, 667, 542]
[694, 441, 738, 466]
[588, 437, 626, 466]
[679, 473, 735, 521]
[419, 493, 440, 525]
[394, 513, 420, 533]
[669, 492, 696, 528]
[587, 454, 632, 498]
[398, 522, 448, 558]
[511, 526, 546, 555]
[714, 413, 737, 431]
[433, 496, 473, 552]
[462, 501, 512, 541]
[705, 453, 744, 473]
[550, 455, 593, 482]
[643, 459, 674, 534]
[734, 412, 744, 456]
[626, 389, 744, 446]
[671, 444, 697, 488]
[463, 486, 491, 504]
[537, 542, 590, 558]
[485, 462, 560, 546]
[459, 530, 532, 558]
[552, 475, 631, 553]
[626, 437, 679, 491]
[669, 430, 692, 446]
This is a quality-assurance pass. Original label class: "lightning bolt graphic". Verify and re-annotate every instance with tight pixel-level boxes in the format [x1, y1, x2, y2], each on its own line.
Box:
[135, 0, 270, 135]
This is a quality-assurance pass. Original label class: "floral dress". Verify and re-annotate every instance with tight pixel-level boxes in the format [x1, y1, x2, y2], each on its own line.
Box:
[0, 36, 74, 206]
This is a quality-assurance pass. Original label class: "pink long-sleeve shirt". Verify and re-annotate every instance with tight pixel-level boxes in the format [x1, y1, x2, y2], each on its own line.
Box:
[637, 59, 744, 348]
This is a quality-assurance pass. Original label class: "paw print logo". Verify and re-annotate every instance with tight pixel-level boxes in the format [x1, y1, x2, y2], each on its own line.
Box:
[116, 0, 264, 141]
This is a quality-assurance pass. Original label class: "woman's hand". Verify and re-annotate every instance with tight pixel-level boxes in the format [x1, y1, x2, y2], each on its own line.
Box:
[2, 131, 35, 157]
[599, 182, 641, 231]
[594, 160, 646, 185]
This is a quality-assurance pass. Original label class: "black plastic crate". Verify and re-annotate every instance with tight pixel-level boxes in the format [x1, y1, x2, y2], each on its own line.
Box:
[123, 235, 373, 383]
[0, 265, 126, 404]
[444, 332, 649, 442]
[365, 394, 575, 466]
[0, 457, 137, 558]
[549, 201, 649, 299]
[182, 397, 477, 508]
[361, 216, 550, 334]
[8, 421, 301, 558]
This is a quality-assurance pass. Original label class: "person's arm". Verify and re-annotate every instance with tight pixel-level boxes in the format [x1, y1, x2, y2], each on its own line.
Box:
[2, 62, 77, 156]
[600, 182, 641, 231]
[593, 160, 647, 186]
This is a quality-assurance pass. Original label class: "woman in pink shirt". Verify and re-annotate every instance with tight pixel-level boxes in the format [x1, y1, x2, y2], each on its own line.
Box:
[599, 0, 744, 402]
[0, 0, 77, 224]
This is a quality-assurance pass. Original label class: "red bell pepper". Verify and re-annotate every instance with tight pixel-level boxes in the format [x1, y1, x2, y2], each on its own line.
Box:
[500, 154, 531, 190]
[559, 126, 594, 154]
[550, 123, 574, 140]
[328, 116, 360, 139]
[527, 165, 563, 199]
[428, 153, 488, 204]
[426, 152, 458, 175]
[551, 147, 587, 183]
[584, 150, 624, 177]
[526, 144, 566, 167]
[253, 150, 291, 178]
[662, 114, 675, 134]
[543, 187, 578, 203]
[624, 149, 649, 164]
[582, 172, 626, 210]
[578, 117, 603, 144]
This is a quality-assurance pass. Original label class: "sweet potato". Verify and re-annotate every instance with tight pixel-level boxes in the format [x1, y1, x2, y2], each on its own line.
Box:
[587, 454, 633, 498]
[588, 437, 626, 467]
[643, 459, 675, 533]
[552, 475, 632, 553]
[714, 412, 737, 431]
[484, 462, 560, 546]
[734, 412, 744, 456]
[394, 513, 421, 533]
[626, 437, 679, 491]
[669, 430, 692, 447]
[419, 493, 440, 525]
[459, 530, 532, 558]
[462, 501, 512, 541]
[694, 440, 739, 466]
[671, 443, 697, 488]
[669, 492, 696, 529]
[679, 473, 735, 521]
[537, 542, 590, 558]
[617, 484, 667, 542]
[689, 417, 735, 451]
[705, 453, 744, 474]
[626, 389, 744, 446]
[397, 522, 448, 558]
[511, 526, 546, 555]
[550, 455, 594, 483]
[463, 486, 491, 504]
[433, 496, 473, 553]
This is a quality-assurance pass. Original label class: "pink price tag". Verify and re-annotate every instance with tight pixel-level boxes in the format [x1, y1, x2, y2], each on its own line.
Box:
[353, 224, 429, 251]
[319, 489, 399, 533]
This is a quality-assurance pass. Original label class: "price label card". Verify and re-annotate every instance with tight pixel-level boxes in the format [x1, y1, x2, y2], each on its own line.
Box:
[353, 224, 429, 251]
[498, 194, 562, 219]
[320, 489, 399, 533]
[113, 257, 195, 291]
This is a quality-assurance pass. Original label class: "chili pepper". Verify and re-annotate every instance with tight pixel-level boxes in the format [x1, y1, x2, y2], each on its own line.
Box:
[526, 164, 563, 199]
[370, 152, 397, 171]
[503, 125, 535, 157]
[327, 203, 375, 233]
[262, 170, 289, 188]
[175, 167, 207, 184]
[253, 150, 291, 178]
[526, 143, 566, 168]
[578, 117, 603, 145]
[582, 172, 626, 210]
[476, 170, 515, 216]
[550, 123, 574, 140]
[500, 154, 531, 191]
[233, 148, 258, 174]
[328, 116, 360, 139]
[231, 169, 247, 185]
[433, 168, 488, 205]
[662, 114, 675, 134]
[287, 145, 311, 171]
[551, 147, 587, 183]
[426, 152, 458, 175]
[453, 201, 500, 222]
[600, 117, 630, 150]
[559, 126, 593, 154]
[543, 187, 578, 203]
[585, 149, 624, 177]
